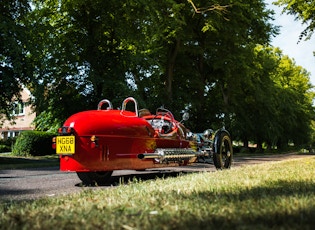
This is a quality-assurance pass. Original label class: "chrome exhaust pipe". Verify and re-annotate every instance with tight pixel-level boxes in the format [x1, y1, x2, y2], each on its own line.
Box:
[138, 153, 161, 159]
[138, 148, 207, 163]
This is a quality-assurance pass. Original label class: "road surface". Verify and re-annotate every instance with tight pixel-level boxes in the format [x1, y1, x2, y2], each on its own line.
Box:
[0, 153, 313, 201]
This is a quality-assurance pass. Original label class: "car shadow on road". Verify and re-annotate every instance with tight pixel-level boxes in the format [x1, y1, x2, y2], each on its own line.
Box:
[75, 170, 193, 187]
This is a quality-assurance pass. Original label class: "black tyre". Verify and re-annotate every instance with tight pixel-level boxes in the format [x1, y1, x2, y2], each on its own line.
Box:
[213, 130, 233, 169]
[76, 171, 113, 185]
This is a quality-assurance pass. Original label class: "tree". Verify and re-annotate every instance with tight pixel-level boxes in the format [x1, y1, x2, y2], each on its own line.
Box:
[275, 0, 315, 40]
[169, 0, 278, 131]
[231, 45, 281, 151]
[0, 0, 31, 120]
[271, 53, 314, 148]
[232, 45, 314, 150]
[26, 0, 148, 129]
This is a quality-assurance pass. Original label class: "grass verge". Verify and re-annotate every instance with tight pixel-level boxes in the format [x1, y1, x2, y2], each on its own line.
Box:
[1, 156, 315, 230]
[0, 154, 59, 170]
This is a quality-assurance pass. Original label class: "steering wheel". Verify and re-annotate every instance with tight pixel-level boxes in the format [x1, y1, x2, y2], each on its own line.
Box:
[151, 108, 174, 134]
[150, 114, 166, 133]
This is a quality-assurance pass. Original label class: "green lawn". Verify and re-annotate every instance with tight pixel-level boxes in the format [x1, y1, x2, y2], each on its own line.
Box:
[1, 156, 315, 229]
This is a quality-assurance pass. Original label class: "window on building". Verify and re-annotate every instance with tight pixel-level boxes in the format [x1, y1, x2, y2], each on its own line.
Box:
[12, 102, 25, 116]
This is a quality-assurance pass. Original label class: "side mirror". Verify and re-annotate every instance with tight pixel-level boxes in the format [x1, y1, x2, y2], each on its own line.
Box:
[182, 112, 189, 121]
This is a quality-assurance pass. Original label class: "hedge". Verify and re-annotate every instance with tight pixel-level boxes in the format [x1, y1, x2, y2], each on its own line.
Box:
[12, 131, 56, 157]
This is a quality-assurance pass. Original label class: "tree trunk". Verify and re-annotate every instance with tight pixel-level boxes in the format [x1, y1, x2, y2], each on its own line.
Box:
[165, 39, 180, 103]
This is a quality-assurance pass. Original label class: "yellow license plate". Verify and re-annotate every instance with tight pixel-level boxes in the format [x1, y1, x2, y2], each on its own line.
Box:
[56, 136, 75, 154]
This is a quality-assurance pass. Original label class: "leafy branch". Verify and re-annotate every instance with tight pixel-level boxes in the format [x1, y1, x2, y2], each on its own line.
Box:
[187, 0, 230, 14]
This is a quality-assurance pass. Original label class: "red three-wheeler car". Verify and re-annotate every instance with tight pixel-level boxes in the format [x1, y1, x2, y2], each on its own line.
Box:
[53, 97, 233, 185]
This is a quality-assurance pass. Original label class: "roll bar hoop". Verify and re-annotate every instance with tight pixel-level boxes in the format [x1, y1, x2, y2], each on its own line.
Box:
[121, 97, 138, 117]
[97, 99, 113, 110]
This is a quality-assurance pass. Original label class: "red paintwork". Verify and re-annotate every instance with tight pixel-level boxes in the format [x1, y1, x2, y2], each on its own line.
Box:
[57, 102, 193, 172]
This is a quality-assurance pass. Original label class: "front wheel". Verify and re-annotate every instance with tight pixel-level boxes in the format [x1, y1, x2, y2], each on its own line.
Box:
[213, 130, 233, 169]
[77, 171, 113, 185]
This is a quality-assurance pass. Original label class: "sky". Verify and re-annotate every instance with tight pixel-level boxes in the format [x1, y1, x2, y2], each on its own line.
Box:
[265, 0, 315, 85]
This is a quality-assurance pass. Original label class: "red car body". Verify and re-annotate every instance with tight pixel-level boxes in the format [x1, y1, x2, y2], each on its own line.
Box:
[53, 97, 233, 184]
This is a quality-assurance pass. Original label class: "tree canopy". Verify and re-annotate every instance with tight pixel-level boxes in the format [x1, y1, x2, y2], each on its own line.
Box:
[1, 0, 314, 150]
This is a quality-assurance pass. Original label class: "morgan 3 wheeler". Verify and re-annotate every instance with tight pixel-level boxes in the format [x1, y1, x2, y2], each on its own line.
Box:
[52, 97, 233, 185]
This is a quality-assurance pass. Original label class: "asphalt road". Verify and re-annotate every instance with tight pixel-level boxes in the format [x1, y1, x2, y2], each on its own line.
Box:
[0, 153, 313, 201]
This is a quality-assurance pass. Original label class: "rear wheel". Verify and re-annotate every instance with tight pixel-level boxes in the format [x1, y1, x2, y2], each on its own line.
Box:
[213, 131, 233, 169]
[76, 171, 113, 185]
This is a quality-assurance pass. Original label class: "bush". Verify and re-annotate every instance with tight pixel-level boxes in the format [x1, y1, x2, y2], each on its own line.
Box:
[12, 131, 56, 157]
[0, 145, 11, 153]
[0, 138, 16, 153]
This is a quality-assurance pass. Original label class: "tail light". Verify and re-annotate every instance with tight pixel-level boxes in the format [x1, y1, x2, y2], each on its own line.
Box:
[90, 135, 98, 148]
[58, 126, 74, 135]
[52, 137, 56, 149]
